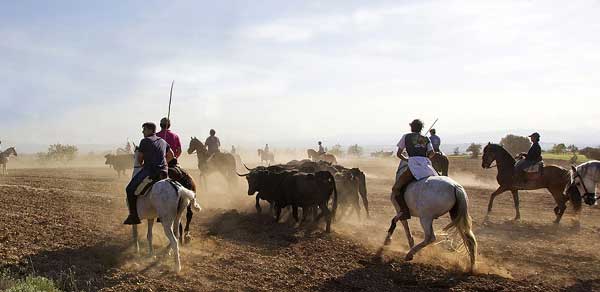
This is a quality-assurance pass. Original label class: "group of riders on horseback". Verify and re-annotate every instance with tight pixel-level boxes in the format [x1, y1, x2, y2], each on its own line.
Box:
[123, 118, 221, 225]
[123, 116, 546, 225]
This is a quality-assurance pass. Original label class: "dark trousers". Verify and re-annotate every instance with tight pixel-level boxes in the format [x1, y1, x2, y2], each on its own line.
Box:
[125, 169, 166, 215]
[392, 168, 415, 220]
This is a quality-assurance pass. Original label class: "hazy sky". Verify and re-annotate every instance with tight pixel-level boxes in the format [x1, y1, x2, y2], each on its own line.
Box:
[2, 0, 599, 150]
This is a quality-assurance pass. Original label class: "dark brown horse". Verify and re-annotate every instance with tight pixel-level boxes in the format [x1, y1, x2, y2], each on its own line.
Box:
[0, 147, 17, 176]
[430, 152, 449, 176]
[187, 137, 237, 190]
[481, 143, 572, 223]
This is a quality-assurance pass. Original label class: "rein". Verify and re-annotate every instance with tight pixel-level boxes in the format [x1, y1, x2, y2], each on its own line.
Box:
[573, 170, 594, 196]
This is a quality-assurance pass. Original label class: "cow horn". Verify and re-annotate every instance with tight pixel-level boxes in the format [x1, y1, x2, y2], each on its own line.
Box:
[243, 163, 253, 171]
[236, 171, 250, 177]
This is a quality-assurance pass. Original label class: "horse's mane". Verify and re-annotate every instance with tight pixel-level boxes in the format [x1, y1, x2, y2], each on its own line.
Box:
[485, 143, 514, 160]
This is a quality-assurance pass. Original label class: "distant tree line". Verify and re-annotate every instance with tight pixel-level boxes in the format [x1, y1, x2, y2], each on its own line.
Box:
[37, 144, 78, 163]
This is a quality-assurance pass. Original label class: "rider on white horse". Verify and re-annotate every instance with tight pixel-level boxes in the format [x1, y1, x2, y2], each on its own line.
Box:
[318, 141, 326, 155]
[124, 122, 175, 225]
[392, 119, 437, 220]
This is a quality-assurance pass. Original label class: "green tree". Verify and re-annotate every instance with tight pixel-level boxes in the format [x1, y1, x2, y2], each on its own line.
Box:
[466, 143, 482, 158]
[550, 143, 567, 154]
[567, 144, 579, 154]
[499, 134, 530, 156]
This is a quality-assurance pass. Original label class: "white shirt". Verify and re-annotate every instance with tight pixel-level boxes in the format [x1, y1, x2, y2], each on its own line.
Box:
[396, 134, 437, 180]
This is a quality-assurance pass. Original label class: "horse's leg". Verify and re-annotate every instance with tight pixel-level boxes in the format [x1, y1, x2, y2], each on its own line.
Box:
[132, 225, 140, 253]
[184, 205, 193, 244]
[401, 219, 414, 248]
[147, 219, 154, 256]
[511, 190, 521, 221]
[485, 186, 508, 220]
[384, 216, 399, 246]
[549, 189, 567, 224]
[161, 217, 181, 273]
[405, 217, 435, 261]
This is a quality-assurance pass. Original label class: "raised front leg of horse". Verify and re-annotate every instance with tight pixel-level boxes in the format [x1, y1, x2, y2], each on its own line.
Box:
[485, 185, 509, 220]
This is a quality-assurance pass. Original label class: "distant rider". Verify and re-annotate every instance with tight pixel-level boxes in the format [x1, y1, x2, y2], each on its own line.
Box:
[264, 144, 270, 154]
[124, 122, 174, 225]
[231, 145, 236, 154]
[205, 129, 221, 157]
[318, 141, 326, 155]
[392, 119, 437, 220]
[125, 141, 132, 153]
[429, 129, 441, 153]
[515, 132, 542, 182]
[157, 117, 182, 167]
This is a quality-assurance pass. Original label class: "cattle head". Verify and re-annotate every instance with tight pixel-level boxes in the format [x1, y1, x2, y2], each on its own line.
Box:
[104, 154, 114, 165]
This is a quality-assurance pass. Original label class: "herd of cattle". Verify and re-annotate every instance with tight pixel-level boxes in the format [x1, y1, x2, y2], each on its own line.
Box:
[238, 159, 369, 232]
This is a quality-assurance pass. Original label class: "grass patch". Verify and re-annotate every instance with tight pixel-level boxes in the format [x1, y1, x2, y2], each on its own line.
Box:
[542, 153, 590, 163]
[0, 270, 62, 292]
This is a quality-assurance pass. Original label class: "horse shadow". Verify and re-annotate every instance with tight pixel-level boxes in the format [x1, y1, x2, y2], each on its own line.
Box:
[201, 209, 326, 251]
[474, 219, 582, 242]
[314, 257, 547, 292]
[1, 238, 129, 291]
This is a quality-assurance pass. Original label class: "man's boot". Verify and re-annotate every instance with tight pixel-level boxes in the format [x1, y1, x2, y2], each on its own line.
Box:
[124, 195, 141, 225]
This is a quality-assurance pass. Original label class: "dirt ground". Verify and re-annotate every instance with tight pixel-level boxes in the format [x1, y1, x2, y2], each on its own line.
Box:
[1, 156, 599, 291]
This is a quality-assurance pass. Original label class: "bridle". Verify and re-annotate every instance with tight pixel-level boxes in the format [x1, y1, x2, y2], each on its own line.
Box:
[572, 169, 597, 205]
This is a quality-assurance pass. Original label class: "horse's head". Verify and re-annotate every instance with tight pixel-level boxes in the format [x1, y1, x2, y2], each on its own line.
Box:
[188, 137, 206, 155]
[481, 142, 498, 168]
[570, 165, 597, 206]
[132, 146, 142, 169]
[5, 147, 18, 156]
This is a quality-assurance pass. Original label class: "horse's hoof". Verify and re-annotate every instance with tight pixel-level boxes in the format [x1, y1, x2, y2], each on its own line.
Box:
[405, 254, 414, 261]
[383, 237, 392, 246]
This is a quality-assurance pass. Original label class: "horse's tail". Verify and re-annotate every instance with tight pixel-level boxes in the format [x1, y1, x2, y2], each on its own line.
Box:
[179, 187, 202, 212]
[444, 184, 477, 272]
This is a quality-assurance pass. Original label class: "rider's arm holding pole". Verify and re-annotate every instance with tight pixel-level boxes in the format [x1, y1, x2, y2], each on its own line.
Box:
[166, 148, 175, 163]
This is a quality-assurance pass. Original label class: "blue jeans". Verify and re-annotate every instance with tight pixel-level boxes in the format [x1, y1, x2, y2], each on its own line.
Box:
[126, 168, 152, 198]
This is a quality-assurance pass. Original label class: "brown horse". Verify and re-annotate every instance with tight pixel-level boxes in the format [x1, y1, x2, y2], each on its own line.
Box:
[0, 147, 17, 175]
[430, 152, 449, 176]
[307, 149, 337, 165]
[481, 143, 572, 223]
[187, 137, 237, 190]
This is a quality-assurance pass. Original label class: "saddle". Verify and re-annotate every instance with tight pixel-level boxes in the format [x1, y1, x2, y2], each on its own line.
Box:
[135, 176, 184, 197]
[515, 160, 544, 185]
[134, 176, 160, 197]
[523, 160, 544, 173]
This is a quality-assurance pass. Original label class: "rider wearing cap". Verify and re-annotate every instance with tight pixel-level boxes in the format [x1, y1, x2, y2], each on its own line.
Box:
[392, 119, 437, 220]
[124, 122, 174, 225]
[515, 132, 542, 182]
[157, 117, 182, 167]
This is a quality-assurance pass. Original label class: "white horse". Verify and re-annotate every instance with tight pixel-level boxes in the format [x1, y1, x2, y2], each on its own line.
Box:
[383, 169, 477, 272]
[569, 161, 600, 207]
[130, 148, 201, 272]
